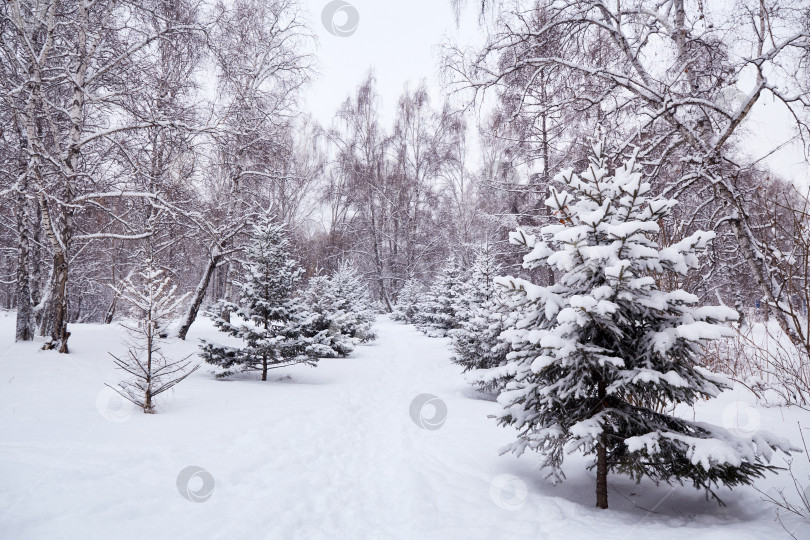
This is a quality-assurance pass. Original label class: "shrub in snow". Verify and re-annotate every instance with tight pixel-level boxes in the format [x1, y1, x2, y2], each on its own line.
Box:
[417, 257, 466, 337]
[107, 259, 198, 414]
[488, 142, 793, 508]
[200, 215, 324, 380]
[392, 278, 425, 323]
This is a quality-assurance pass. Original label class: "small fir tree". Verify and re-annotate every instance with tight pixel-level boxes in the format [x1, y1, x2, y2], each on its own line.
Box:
[488, 142, 792, 508]
[451, 244, 501, 322]
[417, 257, 466, 337]
[328, 263, 377, 343]
[299, 275, 355, 357]
[392, 278, 425, 323]
[201, 215, 323, 380]
[451, 244, 515, 393]
[300, 263, 376, 355]
[107, 259, 198, 414]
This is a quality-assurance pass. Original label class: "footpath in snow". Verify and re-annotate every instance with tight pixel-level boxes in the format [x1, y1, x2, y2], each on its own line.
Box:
[0, 313, 808, 539]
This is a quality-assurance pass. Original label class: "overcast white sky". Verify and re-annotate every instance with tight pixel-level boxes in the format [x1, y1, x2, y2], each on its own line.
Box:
[297, 0, 809, 188]
[298, 0, 479, 126]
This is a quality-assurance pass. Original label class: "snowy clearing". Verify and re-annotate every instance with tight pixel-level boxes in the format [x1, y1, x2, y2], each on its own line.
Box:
[0, 312, 808, 539]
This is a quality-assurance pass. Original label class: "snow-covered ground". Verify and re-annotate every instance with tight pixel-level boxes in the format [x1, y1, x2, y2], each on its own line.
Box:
[0, 311, 808, 539]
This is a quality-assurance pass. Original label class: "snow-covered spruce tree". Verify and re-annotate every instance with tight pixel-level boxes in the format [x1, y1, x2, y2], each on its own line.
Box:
[452, 245, 515, 393]
[453, 292, 517, 394]
[201, 216, 325, 380]
[491, 142, 792, 509]
[392, 278, 425, 323]
[299, 275, 355, 357]
[107, 259, 198, 414]
[329, 263, 377, 343]
[452, 243, 502, 323]
[299, 263, 376, 355]
[417, 257, 466, 337]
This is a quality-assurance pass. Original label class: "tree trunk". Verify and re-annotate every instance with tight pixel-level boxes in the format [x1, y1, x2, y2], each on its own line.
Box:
[177, 254, 220, 340]
[30, 199, 42, 323]
[596, 378, 608, 509]
[369, 191, 392, 311]
[14, 132, 34, 341]
[13, 42, 46, 342]
[38, 0, 89, 353]
[218, 261, 233, 321]
[723, 195, 805, 350]
[104, 295, 117, 325]
[42, 250, 70, 353]
[37, 191, 69, 352]
[145, 326, 154, 413]
[14, 219, 34, 341]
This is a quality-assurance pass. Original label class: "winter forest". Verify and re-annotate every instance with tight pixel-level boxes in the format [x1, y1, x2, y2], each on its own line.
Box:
[1, 0, 810, 538]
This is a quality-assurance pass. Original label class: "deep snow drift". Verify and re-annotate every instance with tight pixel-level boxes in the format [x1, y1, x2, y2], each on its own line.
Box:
[0, 312, 808, 539]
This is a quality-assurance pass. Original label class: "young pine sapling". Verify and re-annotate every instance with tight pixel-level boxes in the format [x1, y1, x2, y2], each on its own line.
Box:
[107, 259, 197, 414]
